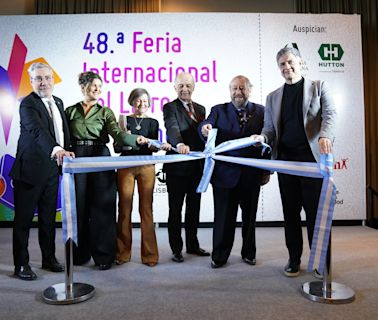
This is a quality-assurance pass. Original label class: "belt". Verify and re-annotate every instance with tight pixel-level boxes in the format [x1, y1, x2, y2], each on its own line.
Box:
[72, 140, 105, 146]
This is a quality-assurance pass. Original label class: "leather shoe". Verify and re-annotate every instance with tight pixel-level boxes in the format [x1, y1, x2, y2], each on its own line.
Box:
[98, 263, 112, 270]
[211, 260, 225, 269]
[14, 265, 37, 280]
[284, 260, 300, 277]
[313, 269, 323, 279]
[187, 248, 210, 256]
[172, 253, 184, 263]
[242, 257, 256, 265]
[42, 257, 64, 272]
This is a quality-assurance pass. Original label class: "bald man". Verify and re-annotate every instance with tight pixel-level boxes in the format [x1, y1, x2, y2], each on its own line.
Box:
[163, 72, 210, 263]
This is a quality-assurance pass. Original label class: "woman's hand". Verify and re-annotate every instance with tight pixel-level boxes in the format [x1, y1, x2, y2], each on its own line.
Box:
[137, 136, 149, 145]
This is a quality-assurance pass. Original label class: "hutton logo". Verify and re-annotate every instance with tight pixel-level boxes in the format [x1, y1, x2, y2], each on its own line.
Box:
[318, 43, 345, 70]
[318, 44, 344, 61]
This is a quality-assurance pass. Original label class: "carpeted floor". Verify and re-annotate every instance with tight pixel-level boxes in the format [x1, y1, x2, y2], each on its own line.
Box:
[0, 226, 377, 320]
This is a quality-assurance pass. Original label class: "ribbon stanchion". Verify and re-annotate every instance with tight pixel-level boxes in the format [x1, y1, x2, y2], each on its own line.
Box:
[301, 154, 355, 304]
[42, 238, 95, 305]
[46, 129, 353, 304]
[42, 172, 95, 304]
[302, 233, 355, 304]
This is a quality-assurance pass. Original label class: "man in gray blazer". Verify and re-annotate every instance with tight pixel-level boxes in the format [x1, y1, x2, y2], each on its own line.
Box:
[253, 46, 336, 277]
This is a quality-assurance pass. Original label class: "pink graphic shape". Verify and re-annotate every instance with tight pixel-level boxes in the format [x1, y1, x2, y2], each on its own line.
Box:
[7, 34, 27, 94]
[0, 34, 27, 144]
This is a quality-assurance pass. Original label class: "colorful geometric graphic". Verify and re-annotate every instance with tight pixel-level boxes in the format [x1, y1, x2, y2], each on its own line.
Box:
[0, 34, 63, 221]
[0, 34, 62, 145]
[0, 154, 62, 220]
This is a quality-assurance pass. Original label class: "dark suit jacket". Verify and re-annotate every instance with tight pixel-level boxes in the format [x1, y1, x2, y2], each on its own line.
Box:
[199, 101, 267, 189]
[163, 98, 205, 176]
[9, 92, 70, 186]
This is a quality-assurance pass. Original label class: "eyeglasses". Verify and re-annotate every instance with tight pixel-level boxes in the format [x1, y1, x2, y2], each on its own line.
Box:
[32, 75, 53, 83]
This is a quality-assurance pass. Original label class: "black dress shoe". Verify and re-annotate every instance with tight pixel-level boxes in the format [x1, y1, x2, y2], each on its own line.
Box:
[14, 265, 37, 280]
[42, 257, 64, 272]
[98, 263, 112, 270]
[284, 260, 300, 277]
[242, 257, 256, 265]
[187, 248, 210, 257]
[210, 260, 225, 269]
[172, 253, 184, 263]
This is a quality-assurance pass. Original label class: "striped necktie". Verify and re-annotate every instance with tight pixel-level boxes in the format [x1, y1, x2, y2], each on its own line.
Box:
[186, 102, 197, 122]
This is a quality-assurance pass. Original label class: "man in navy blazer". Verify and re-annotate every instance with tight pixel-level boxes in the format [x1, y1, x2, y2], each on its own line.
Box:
[253, 46, 336, 277]
[199, 75, 268, 268]
[10, 62, 74, 280]
[163, 72, 210, 263]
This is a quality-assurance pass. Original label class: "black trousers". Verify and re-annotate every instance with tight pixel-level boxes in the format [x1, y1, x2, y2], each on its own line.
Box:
[166, 174, 202, 254]
[278, 151, 323, 265]
[13, 168, 59, 267]
[212, 173, 261, 264]
[72, 145, 117, 266]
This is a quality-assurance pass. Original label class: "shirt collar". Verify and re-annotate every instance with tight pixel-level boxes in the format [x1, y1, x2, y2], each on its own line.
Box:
[232, 101, 249, 112]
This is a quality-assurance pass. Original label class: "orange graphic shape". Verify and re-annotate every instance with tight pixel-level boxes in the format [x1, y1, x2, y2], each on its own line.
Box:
[16, 57, 62, 99]
[0, 176, 5, 198]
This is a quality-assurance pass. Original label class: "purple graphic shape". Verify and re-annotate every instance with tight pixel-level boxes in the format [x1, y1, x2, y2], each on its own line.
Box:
[0, 154, 15, 208]
[0, 66, 11, 89]
[0, 67, 14, 145]
[0, 154, 62, 213]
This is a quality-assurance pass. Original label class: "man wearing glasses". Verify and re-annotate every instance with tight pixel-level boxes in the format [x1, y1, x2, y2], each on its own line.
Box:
[10, 62, 74, 280]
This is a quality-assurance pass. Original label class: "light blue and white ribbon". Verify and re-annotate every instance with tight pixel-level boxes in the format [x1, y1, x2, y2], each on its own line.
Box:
[307, 153, 336, 274]
[61, 130, 335, 273]
[196, 129, 271, 192]
[61, 153, 201, 244]
[61, 172, 78, 244]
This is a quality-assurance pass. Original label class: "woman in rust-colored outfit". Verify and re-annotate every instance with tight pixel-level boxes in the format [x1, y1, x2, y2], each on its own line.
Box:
[116, 88, 170, 267]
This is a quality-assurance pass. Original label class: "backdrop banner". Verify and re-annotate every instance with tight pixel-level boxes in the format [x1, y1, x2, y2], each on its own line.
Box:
[0, 13, 365, 222]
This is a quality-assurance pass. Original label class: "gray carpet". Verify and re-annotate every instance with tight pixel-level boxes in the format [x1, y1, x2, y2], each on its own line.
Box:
[0, 226, 377, 320]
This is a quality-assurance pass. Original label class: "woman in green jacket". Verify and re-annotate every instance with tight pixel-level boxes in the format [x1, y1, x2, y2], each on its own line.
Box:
[65, 71, 148, 270]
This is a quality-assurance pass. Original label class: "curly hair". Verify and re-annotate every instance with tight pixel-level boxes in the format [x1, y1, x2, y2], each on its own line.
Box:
[78, 71, 102, 87]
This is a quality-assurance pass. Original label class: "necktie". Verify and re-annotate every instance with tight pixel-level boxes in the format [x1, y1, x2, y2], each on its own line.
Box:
[237, 108, 247, 128]
[47, 100, 54, 118]
[47, 100, 61, 145]
[186, 102, 197, 122]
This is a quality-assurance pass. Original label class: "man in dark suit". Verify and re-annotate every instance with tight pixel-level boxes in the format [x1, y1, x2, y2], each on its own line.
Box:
[199, 75, 268, 268]
[10, 62, 74, 280]
[163, 72, 210, 263]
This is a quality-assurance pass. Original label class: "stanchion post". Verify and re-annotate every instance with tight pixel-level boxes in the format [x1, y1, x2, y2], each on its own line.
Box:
[42, 238, 95, 305]
[302, 233, 355, 304]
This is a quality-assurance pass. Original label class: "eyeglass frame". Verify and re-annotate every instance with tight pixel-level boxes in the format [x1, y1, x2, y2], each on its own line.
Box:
[31, 75, 54, 83]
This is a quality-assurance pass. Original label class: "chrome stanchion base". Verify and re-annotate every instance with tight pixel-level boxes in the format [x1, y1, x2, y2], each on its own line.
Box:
[302, 281, 355, 304]
[42, 282, 95, 305]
